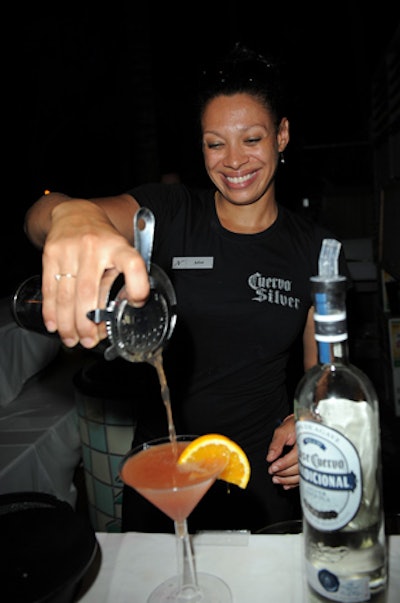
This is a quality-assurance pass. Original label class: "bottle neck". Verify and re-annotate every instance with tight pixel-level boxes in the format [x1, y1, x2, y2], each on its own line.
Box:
[313, 280, 349, 365]
[317, 337, 349, 365]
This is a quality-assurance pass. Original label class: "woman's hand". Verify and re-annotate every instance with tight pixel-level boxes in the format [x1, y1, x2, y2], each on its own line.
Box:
[266, 414, 299, 490]
[33, 195, 150, 349]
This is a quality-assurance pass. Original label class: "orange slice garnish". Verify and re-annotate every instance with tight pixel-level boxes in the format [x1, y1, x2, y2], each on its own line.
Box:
[178, 434, 250, 489]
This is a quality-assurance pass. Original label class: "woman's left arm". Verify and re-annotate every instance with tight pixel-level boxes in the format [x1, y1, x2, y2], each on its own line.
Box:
[302, 306, 318, 371]
[266, 307, 317, 489]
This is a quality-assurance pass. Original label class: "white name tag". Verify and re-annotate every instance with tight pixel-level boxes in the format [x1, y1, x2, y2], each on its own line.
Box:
[172, 257, 214, 269]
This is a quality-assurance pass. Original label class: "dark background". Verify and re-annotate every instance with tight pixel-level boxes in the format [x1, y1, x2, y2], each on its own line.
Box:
[6, 3, 400, 295]
[5, 2, 400, 520]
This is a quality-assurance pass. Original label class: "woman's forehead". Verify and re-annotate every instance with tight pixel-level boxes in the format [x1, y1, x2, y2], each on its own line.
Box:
[202, 93, 273, 127]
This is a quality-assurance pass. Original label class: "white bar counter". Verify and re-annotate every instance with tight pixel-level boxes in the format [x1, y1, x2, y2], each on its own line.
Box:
[76, 532, 399, 602]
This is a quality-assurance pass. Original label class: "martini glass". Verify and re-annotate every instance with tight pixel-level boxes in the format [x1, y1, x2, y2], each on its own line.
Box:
[119, 435, 232, 602]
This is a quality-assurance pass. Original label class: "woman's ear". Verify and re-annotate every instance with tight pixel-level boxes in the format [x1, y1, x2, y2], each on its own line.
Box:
[277, 117, 290, 152]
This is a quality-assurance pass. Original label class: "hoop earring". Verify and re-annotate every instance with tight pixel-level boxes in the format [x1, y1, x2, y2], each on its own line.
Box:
[280, 152, 285, 164]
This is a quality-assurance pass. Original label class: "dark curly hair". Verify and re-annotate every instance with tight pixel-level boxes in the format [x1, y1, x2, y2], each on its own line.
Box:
[198, 42, 288, 130]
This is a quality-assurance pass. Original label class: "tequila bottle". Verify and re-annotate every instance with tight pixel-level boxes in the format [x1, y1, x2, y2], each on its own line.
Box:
[294, 239, 387, 602]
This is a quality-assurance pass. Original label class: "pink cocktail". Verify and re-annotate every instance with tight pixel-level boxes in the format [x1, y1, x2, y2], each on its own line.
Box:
[121, 440, 224, 522]
[119, 435, 232, 602]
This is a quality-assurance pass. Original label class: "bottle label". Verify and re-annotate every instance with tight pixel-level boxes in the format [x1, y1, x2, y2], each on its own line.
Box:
[297, 421, 362, 531]
[306, 560, 370, 602]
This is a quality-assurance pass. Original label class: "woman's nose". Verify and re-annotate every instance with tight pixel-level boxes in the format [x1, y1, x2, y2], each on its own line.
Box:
[223, 146, 248, 169]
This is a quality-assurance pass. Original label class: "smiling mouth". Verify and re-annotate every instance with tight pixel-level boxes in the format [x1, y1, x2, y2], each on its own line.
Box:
[226, 172, 255, 184]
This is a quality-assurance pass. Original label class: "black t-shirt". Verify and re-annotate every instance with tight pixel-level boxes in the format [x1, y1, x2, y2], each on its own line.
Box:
[121, 182, 348, 531]
[128, 183, 345, 446]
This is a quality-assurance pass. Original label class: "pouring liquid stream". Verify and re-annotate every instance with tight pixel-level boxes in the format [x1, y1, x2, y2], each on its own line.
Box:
[150, 349, 178, 449]
[150, 349, 233, 495]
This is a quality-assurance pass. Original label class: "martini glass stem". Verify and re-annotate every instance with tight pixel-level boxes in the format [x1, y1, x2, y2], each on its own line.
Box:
[175, 519, 202, 602]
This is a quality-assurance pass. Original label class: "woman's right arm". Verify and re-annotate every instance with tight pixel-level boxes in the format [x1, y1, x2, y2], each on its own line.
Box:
[24, 191, 139, 247]
[24, 191, 150, 349]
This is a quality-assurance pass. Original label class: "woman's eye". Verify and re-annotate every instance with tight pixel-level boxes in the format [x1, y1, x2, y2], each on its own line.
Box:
[207, 142, 223, 149]
[246, 137, 262, 144]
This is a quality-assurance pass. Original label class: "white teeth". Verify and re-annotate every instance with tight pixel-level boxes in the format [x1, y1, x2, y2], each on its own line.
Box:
[226, 173, 254, 184]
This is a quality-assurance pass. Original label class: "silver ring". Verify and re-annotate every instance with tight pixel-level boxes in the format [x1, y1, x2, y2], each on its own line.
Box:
[54, 273, 77, 281]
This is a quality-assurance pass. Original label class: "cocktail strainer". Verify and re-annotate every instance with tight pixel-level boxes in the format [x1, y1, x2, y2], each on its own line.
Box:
[87, 207, 177, 362]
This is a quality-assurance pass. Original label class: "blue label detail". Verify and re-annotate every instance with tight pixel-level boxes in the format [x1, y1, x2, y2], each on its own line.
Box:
[300, 462, 357, 491]
[304, 437, 326, 450]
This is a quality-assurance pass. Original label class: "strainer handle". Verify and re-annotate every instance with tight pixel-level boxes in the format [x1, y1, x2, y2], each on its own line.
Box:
[134, 207, 155, 272]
